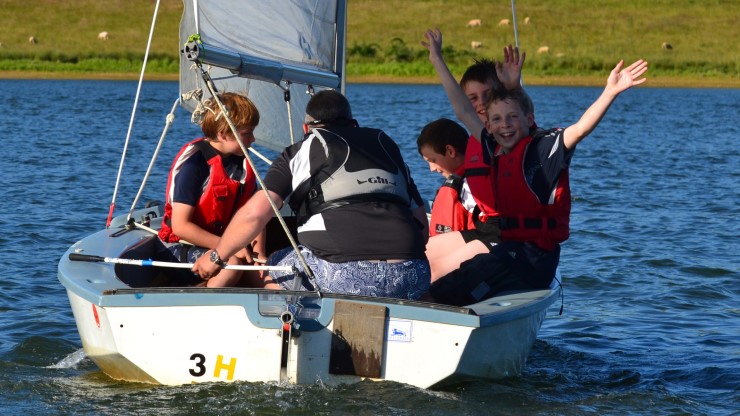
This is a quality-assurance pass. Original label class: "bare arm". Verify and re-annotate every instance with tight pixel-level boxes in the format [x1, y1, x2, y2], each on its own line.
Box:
[170, 203, 220, 248]
[192, 190, 282, 277]
[422, 28, 485, 141]
[563, 59, 648, 150]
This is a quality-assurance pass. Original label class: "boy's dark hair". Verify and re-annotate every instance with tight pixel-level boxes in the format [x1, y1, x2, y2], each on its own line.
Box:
[305, 89, 353, 125]
[460, 58, 506, 96]
[460, 58, 534, 114]
[417, 118, 468, 155]
[485, 87, 534, 116]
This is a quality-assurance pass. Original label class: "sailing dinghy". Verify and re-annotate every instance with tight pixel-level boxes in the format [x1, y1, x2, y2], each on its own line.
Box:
[58, 0, 561, 388]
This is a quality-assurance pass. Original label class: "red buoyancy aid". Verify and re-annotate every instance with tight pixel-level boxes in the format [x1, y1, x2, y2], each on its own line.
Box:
[158, 138, 257, 243]
[429, 172, 474, 236]
[494, 135, 570, 251]
[462, 136, 499, 224]
[428, 136, 498, 235]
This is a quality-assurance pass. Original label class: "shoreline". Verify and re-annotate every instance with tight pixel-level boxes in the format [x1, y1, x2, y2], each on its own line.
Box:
[1, 71, 737, 88]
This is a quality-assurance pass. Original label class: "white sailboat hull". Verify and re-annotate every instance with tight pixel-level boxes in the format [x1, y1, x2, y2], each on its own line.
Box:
[60, 223, 558, 388]
[59, 0, 560, 390]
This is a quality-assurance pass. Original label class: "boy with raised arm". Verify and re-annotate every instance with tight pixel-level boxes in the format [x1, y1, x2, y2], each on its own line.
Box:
[422, 28, 648, 305]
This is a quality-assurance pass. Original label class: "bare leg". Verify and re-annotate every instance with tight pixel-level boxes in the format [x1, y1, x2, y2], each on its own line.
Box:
[428, 239, 490, 283]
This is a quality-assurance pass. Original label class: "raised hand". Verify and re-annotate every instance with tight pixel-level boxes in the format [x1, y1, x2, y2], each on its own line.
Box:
[421, 28, 443, 59]
[606, 59, 648, 95]
[496, 44, 526, 90]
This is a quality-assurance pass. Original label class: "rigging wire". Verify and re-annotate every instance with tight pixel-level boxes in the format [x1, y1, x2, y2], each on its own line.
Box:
[510, 0, 522, 86]
[106, 0, 161, 228]
[125, 98, 180, 224]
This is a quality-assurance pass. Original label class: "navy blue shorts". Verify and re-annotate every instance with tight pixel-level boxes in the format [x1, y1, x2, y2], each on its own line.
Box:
[429, 241, 559, 306]
[165, 243, 209, 264]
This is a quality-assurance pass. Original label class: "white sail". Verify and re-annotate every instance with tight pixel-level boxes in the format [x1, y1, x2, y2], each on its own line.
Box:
[179, 0, 347, 151]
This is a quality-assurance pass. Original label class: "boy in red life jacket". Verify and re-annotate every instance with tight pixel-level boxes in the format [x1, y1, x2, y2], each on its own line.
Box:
[416, 118, 475, 236]
[422, 27, 648, 305]
[158, 92, 267, 287]
[422, 29, 527, 286]
[418, 61, 537, 237]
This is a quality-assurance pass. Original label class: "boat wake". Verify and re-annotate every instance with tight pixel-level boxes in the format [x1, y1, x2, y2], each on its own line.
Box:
[47, 348, 86, 369]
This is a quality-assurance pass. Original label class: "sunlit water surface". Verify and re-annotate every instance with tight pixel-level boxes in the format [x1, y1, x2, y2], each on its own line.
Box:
[0, 80, 737, 415]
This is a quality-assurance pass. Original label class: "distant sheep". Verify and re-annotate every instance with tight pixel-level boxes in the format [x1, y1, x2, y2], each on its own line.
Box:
[28, 36, 37, 44]
[471, 41, 482, 49]
[524, 17, 531, 25]
[98, 31, 109, 41]
[662, 42, 672, 50]
[498, 19, 510, 26]
[537, 46, 549, 54]
[466, 19, 481, 27]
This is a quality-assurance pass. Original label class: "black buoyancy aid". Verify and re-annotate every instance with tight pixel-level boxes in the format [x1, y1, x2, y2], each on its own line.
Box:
[494, 133, 570, 250]
[289, 127, 411, 225]
[159, 138, 256, 243]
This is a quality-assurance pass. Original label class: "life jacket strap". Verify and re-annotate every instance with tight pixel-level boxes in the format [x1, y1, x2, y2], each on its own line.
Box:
[499, 217, 557, 230]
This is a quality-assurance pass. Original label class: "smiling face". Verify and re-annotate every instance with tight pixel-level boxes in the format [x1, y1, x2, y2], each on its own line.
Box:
[463, 79, 495, 124]
[419, 144, 464, 178]
[485, 97, 533, 153]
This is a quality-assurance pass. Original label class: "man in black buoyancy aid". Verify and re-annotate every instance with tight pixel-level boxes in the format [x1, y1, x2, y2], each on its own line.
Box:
[423, 28, 648, 306]
[193, 90, 431, 300]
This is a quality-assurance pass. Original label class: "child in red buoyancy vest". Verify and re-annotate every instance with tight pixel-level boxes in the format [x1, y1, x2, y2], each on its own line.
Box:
[159, 92, 267, 287]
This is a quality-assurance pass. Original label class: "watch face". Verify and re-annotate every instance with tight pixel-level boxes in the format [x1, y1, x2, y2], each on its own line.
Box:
[210, 251, 220, 263]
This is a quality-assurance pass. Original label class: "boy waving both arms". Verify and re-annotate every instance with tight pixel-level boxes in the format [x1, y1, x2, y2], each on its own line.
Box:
[421, 28, 648, 306]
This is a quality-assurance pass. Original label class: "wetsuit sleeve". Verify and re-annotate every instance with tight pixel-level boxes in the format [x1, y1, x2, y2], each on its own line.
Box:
[525, 128, 574, 203]
[405, 164, 425, 209]
[263, 138, 328, 201]
[172, 152, 208, 206]
[262, 151, 295, 200]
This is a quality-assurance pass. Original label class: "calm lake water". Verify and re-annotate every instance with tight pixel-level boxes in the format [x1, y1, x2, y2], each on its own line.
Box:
[0, 79, 738, 415]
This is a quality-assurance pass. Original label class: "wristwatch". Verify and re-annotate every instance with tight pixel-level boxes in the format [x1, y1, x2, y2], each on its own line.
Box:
[209, 250, 227, 267]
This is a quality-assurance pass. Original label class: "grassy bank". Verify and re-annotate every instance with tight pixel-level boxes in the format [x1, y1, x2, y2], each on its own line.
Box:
[0, 0, 737, 87]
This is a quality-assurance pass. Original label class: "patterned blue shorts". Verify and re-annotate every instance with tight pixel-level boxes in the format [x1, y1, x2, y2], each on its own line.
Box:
[266, 246, 431, 300]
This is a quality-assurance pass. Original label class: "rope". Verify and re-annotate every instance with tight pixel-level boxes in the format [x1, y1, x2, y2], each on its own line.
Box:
[125, 98, 180, 224]
[248, 147, 272, 165]
[282, 81, 296, 145]
[106, 0, 162, 228]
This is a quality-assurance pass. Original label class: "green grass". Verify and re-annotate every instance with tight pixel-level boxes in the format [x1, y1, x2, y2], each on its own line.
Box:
[1, 0, 737, 86]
